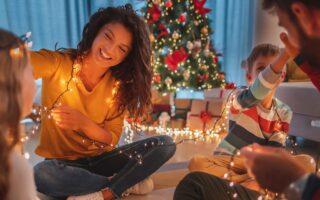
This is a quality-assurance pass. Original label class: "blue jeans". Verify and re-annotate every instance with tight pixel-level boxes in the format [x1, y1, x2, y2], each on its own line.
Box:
[34, 135, 176, 199]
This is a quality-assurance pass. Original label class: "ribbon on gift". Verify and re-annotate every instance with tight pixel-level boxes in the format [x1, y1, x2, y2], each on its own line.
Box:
[189, 101, 221, 132]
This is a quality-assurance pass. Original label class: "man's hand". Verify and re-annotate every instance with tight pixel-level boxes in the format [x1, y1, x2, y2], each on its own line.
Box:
[240, 144, 308, 193]
[280, 32, 299, 58]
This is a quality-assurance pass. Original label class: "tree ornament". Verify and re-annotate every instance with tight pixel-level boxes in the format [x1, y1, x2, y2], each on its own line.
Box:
[183, 70, 190, 80]
[150, 34, 155, 43]
[179, 13, 187, 23]
[201, 65, 209, 70]
[165, 0, 173, 8]
[203, 48, 210, 56]
[172, 31, 180, 40]
[201, 27, 208, 34]
[187, 41, 194, 50]
[153, 74, 161, 83]
[165, 77, 172, 86]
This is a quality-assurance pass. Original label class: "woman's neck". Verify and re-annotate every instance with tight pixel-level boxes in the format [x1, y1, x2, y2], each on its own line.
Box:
[81, 53, 109, 80]
[79, 53, 109, 91]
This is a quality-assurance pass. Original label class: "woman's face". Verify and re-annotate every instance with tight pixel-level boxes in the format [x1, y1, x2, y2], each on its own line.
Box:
[90, 22, 133, 68]
[21, 60, 36, 117]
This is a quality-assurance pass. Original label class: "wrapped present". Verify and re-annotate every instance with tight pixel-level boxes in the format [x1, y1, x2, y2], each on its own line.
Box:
[204, 83, 236, 100]
[170, 118, 185, 129]
[187, 100, 224, 131]
[204, 88, 234, 100]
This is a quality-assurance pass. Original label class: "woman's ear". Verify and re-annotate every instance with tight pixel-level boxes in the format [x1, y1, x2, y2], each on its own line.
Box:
[291, 2, 317, 37]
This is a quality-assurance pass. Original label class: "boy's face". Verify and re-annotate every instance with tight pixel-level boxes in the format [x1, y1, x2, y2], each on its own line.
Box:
[246, 55, 277, 85]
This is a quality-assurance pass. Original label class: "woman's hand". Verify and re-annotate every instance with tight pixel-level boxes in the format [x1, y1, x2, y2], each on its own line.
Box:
[51, 105, 87, 131]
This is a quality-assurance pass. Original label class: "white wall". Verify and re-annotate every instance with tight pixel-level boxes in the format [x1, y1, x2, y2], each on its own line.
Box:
[253, 0, 286, 47]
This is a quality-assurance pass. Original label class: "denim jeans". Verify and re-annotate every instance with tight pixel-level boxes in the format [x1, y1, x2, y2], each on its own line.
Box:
[34, 135, 176, 199]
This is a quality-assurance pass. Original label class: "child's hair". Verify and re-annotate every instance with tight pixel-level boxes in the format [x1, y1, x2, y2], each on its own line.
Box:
[0, 29, 28, 199]
[242, 44, 280, 73]
[74, 4, 152, 119]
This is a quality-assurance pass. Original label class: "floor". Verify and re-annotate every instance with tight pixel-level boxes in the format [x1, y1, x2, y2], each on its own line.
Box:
[24, 123, 320, 200]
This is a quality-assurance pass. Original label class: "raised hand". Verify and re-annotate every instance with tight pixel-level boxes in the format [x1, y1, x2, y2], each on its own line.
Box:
[280, 32, 299, 58]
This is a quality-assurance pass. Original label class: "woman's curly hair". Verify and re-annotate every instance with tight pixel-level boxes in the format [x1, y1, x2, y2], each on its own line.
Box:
[75, 4, 152, 119]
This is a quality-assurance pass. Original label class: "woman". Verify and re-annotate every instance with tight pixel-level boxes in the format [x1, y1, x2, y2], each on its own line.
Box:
[32, 4, 176, 200]
[0, 29, 37, 200]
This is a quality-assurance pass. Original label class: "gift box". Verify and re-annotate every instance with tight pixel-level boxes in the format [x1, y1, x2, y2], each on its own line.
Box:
[204, 83, 237, 100]
[187, 100, 224, 131]
[204, 88, 234, 100]
[170, 118, 185, 129]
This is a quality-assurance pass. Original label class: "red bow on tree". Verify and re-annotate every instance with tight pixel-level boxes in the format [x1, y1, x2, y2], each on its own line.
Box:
[157, 23, 169, 38]
[148, 4, 161, 23]
[193, 0, 211, 15]
[164, 48, 188, 71]
[200, 111, 212, 123]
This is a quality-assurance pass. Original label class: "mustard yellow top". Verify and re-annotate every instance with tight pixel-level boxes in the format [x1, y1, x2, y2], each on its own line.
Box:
[31, 49, 125, 159]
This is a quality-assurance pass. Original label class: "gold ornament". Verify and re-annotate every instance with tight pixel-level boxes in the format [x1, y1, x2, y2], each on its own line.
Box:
[201, 27, 208, 34]
[149, 34, 155, 43]
[172, 31, 179, 40]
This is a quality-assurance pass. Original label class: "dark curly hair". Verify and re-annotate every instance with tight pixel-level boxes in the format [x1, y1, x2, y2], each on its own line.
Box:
[74, 4, 152, 119]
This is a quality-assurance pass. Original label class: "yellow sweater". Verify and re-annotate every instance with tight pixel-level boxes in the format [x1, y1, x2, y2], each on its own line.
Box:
[31, 49, 125, 159]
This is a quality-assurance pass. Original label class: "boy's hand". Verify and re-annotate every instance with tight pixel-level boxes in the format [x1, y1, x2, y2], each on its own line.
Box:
[280, 32, 299, 58]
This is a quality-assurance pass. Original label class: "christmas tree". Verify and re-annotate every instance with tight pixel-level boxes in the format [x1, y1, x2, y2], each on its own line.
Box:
[144, 0, 225, 94]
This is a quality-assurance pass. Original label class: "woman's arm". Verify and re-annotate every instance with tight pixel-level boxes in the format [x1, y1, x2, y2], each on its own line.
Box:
[52, 105, 125, 145]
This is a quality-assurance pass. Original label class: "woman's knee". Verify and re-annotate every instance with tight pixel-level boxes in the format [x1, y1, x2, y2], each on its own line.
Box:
[33, 160, 61, 193]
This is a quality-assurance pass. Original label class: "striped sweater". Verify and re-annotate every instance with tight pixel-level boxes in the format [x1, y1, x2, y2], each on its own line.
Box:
[216, 65, 293, 154]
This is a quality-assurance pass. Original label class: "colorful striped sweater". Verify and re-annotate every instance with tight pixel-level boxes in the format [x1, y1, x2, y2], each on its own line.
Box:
[216, 65, 293, 154]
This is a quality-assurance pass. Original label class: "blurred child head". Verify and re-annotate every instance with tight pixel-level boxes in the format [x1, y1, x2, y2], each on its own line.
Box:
[0, 29, 36, 198]
[242, 44, 282, 85]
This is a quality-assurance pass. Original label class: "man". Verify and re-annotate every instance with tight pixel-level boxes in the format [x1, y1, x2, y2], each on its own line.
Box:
[174, 0, 320, 199]
[241, 1, 320, 199]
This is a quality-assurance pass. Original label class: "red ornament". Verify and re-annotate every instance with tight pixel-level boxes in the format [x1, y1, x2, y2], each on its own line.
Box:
[204, 73, 209, 80]
[213, 55, 219, 63]
[179, 14, 186, 23]
[193, 0, 211, 15]
[157, 23, 169, 38]
[153, 74, 161, 83]
[225, 82, 236, 89]
[164, 48, 188, 71]
[197, 74, 204, 82]
[200, 111, 212, 123]
[148, 4, 161, 23]
[165, 0, 173, 8]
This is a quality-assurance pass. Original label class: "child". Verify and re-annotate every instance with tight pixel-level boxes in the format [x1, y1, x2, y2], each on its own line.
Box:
[0, 29, 38, 199]
[188, 43, 315, 191]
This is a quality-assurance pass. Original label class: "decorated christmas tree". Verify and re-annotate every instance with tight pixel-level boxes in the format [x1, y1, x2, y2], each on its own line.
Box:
[144, 0, 225, 94]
